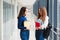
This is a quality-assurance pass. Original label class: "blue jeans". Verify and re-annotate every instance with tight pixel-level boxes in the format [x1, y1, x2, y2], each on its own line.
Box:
[20, 30, 29, 40]
[35, 30, 44, 40]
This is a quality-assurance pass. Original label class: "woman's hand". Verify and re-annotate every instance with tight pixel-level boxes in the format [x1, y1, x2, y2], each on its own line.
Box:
[38, 26, 42, 29]
[24, 27, 30, 30]
[26, 27, 30, 30]
[36, 26, 42, 30]
[46, 26, 48, 28]
[36, 27, 39, 30]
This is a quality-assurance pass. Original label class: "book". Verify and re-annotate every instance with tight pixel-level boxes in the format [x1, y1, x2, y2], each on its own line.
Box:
[24, 21, 31, 29]
[35, 21, 41, 28]
[35, 19, 42, 28]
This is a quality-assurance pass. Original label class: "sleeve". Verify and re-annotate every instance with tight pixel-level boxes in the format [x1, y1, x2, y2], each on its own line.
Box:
[18, 18, 26, 29]
[41, 16, 49, 29]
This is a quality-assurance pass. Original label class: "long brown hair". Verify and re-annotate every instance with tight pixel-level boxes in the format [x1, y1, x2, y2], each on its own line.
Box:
[17, 7, 26, 19]
[38, 7, 47, 22]
[38, 8, 43, 19]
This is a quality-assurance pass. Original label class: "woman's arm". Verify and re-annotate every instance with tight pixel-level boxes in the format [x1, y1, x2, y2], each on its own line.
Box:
[41, 16, 49, 29]
[18, 17, 26, 29]
[18, 20, 26, 29]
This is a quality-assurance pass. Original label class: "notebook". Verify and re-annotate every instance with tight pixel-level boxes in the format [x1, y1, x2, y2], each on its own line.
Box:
[35, 22, 40, 27]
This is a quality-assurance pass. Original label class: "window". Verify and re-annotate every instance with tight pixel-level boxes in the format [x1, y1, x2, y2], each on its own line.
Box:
[57, 0, 60, 40]
[49, 0, 57, 40]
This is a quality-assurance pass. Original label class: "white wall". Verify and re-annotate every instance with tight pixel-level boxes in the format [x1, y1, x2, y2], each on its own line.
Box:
[3, 3, 16, 40]
[3, 0, 20, 40]
[0, 1, 1, 40]
[0, 0, 3, 40]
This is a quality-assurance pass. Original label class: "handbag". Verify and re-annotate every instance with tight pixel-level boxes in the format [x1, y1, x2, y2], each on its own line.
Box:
[43, 23, 52, 39]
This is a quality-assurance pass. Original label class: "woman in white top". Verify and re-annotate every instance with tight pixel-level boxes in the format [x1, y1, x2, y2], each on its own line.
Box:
[35, 7, 49, 40]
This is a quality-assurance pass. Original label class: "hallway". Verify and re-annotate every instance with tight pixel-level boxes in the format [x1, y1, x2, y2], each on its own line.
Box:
[0, 0, 60, 40]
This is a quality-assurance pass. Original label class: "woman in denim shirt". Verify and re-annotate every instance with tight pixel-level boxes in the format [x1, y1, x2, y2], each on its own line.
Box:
[17, 7, 29, 40]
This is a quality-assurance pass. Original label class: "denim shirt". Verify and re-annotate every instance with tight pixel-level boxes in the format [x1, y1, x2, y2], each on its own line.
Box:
[18, 16, 27, 30]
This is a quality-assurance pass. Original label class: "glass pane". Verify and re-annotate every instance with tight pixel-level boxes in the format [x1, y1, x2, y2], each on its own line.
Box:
[49, 0, 52, 24]
[59, 1, 60, 40]
[59, 2, 60, 29]
[54, 0, 57, 31]
[54, 32, 57, 40]
[49, 30, 52, 40]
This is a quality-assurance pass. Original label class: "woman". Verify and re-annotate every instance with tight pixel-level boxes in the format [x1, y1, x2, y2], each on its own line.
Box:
[41, 7, 49, 40]
[35, 7, 49, 40]
[17, 7, 29, 40]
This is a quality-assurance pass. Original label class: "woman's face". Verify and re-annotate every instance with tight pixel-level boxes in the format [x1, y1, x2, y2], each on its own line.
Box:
[39, 9, 42, 16]
[25, 8, 28, 15]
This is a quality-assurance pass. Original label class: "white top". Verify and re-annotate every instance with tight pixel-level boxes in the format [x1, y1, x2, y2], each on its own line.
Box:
[41, 16, 49, 29]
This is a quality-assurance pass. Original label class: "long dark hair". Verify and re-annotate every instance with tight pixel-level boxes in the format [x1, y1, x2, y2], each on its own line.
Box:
[17, 7, 26, 19]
